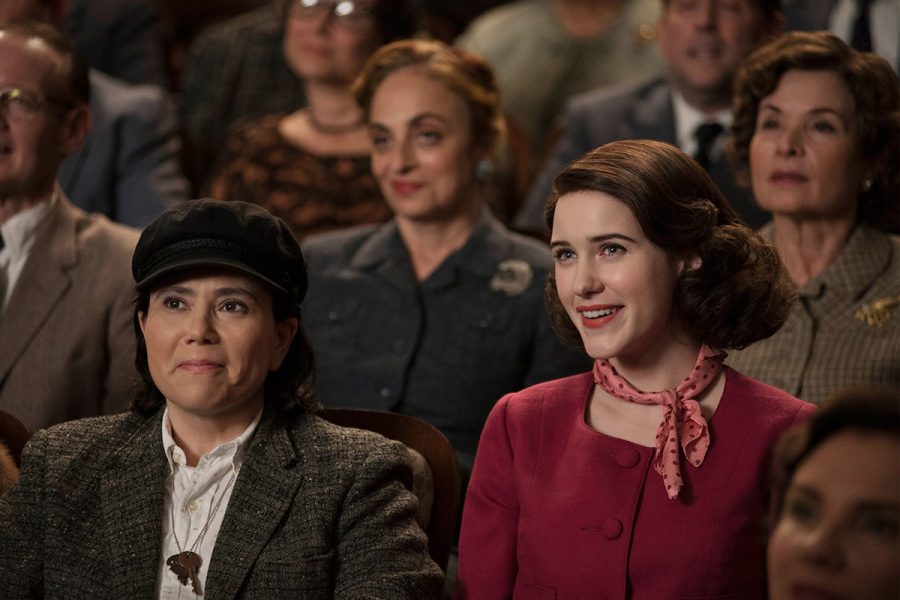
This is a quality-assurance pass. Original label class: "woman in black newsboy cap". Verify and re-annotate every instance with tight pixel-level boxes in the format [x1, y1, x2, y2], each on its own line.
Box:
[0, 199, 443, 599]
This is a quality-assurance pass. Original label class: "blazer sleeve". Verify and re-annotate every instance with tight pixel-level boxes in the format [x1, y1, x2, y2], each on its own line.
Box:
[333, 438, 444, 599]
[0, 432, 49, 598]
[455, 394, 520, 599]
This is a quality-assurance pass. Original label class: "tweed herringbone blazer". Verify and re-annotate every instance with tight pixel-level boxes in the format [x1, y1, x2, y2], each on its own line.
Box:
[0, 408, 443, 599]
[0, 195, 139, 432]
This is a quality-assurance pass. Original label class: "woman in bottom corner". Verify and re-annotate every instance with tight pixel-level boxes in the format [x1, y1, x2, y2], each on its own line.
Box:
[768, 388, 899, 600]
[455, 140, 816, 599]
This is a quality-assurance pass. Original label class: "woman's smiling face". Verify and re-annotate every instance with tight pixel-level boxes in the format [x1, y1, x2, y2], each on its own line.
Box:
[550, 190, 688, 366]
[367, 65, 483, 224]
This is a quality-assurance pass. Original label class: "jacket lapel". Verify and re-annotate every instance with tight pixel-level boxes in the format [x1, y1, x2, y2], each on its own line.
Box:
[100, 409, 169, 598]
[632, 79, 676, 143]
[205, 411, 303, 599]
[0, 198, 76, 385]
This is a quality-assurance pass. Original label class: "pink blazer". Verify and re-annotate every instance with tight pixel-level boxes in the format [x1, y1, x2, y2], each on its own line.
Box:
[456, 368, 815, 600]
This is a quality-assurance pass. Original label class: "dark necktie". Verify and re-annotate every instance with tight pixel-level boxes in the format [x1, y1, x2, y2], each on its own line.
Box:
[693, 122, 724, 172]
[850, 0, 873, 53]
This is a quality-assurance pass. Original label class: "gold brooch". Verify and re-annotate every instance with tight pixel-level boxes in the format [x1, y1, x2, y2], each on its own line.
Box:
[490, 259, 534, 297]
[854, 296, 900, 327]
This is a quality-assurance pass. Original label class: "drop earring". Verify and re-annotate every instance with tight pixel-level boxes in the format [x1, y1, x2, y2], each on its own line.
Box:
[475, 159, 494, 182]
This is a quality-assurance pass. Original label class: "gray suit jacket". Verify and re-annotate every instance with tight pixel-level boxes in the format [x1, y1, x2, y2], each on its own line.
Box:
[0, 195, 139, 432]
[515, 76, 770, 231]
[58, 70, 189, 228]
[784, 0, 837, 29]
[0, 408, 443, 598]
[302, 211, 589, 473]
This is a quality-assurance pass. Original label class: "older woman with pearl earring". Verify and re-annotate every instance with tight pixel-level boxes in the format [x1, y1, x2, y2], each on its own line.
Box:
[727, 32, 900, 403]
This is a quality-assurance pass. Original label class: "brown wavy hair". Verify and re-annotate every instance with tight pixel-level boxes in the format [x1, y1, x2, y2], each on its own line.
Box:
[544, 140, 795, 352]
[730, 31, 900, 231]
[352, 38, 505, 154]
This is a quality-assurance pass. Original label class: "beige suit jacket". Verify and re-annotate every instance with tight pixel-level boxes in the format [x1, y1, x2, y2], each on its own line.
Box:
[0, 195, 139, 432]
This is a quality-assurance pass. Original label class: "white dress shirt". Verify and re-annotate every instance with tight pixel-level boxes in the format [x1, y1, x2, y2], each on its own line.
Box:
[830, 0, 900, 70]
[156, 408, 262, 599]
[671, 91, 733, 160]
[0, 192, 55, 312]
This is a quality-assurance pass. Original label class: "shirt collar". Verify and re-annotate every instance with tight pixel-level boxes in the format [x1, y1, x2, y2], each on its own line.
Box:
[0, 190, 56, 261]
[671, 90, 732, 154]
[349, 207, 501, 278]
[161, 406, 264, 475]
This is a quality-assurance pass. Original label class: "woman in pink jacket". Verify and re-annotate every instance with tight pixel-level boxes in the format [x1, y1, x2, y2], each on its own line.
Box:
[456, 140, 815, 599]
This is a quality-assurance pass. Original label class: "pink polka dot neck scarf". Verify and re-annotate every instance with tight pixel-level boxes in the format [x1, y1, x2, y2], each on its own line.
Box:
[592, 344, 726, 500]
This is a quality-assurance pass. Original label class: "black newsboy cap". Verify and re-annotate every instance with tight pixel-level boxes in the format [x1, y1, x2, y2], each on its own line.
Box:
[132, 199, 308, 305]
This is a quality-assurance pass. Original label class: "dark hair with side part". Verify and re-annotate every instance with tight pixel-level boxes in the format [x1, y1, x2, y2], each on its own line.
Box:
[769, 388, 900, 524]
[544, 140, 795, 351]
[353, 38, 505, 154]
[130, 272, 320, 417]
[730, 31, 900, 231]
[0, 20, 90, 106]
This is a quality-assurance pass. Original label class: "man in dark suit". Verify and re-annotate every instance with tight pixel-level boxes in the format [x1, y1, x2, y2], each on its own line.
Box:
[516, 0, 784, 232]
[0, 21, 139, 432]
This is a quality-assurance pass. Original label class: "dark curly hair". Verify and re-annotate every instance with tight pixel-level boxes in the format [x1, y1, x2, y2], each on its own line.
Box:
[730, 31, 900, 231]
[130, 274, 320, 418]
[544, 139, 795, 352]
[352, 38, 505, 154]
[770, 388, 899, 525]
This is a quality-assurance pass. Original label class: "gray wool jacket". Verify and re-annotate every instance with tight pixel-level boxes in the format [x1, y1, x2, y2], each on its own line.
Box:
[0, 407, 443, 599]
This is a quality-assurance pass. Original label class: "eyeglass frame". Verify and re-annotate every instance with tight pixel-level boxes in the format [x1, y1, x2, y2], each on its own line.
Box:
[283, 0, 377, 28]
[0, 86, 77, 123]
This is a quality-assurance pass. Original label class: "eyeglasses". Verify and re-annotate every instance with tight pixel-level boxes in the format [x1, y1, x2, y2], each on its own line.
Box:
[286, 0, 376, 28]
[0, 87, 72, 122]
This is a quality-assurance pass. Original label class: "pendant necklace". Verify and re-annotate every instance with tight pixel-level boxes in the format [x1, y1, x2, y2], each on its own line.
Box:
[165, 470, 236, 596]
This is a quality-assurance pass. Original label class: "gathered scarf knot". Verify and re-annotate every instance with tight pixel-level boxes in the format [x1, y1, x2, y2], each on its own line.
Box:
[592, 345, 726, 500]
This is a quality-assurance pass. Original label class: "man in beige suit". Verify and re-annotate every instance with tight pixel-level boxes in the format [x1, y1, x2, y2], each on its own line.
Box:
[0, 21, 139, 432]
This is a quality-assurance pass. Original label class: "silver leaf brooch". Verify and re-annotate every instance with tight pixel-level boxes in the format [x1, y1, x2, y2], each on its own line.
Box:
[490, 259, 534, 297]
